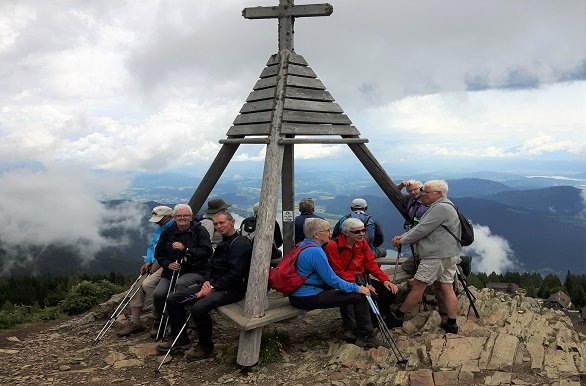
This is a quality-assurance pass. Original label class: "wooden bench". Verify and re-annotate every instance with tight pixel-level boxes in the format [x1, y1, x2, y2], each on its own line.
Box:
[217, 295, 305, 331]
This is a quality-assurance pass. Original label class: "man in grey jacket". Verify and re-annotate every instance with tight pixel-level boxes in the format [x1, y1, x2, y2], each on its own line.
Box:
[389, 179, 461, 334]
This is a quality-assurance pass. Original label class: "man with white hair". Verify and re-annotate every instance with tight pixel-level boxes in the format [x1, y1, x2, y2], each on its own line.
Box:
[390, 180, 462, 334]
[332, 198, 385, 257]
[117, 205, 174, 338]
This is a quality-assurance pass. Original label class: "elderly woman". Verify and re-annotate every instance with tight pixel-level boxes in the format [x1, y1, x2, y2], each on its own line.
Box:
[289, 218, 383, 348]
[324, 217, 398, 341]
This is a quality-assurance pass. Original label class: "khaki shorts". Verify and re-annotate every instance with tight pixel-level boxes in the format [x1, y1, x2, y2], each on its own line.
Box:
[414, 256, 460, 284]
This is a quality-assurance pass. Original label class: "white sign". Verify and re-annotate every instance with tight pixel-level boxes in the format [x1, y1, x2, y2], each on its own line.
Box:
[282, 210, 294, 222]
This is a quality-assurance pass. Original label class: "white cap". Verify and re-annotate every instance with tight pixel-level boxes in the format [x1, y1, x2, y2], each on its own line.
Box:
[149, 206, 173, 223]
[351, 198, 367, 209]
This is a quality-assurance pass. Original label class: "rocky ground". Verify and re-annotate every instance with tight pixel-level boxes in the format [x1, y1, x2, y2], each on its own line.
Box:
[0, 285, 585, 386]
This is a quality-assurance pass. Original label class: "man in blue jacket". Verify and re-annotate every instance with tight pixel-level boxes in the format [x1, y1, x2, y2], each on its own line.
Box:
[390, 180, 461, 334]
[117, 205, 174, 338]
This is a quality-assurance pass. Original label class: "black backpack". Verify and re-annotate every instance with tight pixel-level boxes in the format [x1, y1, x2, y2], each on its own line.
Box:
[239, 216, 282, 259]
[441, 203, 474, 247]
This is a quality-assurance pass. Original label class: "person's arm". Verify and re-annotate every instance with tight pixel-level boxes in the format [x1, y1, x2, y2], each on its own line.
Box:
[324, 241, 345, 276]
[184, 225, 213, 265]
[361, 242, 389, 282]
[373, 220, 384, 247]
[310, 249, 360, 293]
[400, 204, 448, 244]
[273, 221, 283, 248]
[210, 238, 252, 290]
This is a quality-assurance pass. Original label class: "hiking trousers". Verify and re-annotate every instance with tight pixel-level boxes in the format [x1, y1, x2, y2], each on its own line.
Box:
[167, 286, 245, 347]
[152, 273, 204, 320]
[129, 268, 162, 309]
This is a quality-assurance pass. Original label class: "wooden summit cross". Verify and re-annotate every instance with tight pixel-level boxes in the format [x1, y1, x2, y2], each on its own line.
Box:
[186, 0, 408, 366]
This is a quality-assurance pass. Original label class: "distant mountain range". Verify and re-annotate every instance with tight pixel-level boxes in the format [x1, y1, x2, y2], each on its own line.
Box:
[2, 176, 584, 276]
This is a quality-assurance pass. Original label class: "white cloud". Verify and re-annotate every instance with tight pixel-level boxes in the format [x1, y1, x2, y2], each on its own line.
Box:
[464, 224, 516, 274]
[0, 166, 144, 273]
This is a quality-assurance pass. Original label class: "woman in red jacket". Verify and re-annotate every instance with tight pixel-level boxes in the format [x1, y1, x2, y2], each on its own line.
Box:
[324, 217, 399, 342]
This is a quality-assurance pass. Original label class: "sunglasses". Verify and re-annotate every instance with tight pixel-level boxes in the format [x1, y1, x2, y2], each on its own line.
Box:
[350, 229, 367, 234]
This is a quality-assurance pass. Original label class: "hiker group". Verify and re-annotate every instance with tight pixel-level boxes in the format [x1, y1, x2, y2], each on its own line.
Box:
[99, 178, 471, 363]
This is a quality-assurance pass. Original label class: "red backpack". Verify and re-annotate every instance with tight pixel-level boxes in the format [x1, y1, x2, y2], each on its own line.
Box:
[269, 244, 317, 295]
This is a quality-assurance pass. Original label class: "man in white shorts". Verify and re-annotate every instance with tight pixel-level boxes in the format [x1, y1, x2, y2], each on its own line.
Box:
[390, 179, 462, 334]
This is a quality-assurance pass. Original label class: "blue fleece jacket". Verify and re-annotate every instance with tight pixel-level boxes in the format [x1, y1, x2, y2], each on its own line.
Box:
[144, 219, 175, 264]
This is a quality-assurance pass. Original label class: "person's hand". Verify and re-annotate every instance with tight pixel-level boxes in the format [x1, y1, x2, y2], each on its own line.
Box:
[169, 262, 181, 271]
[196, 281, 213, 298]
[392, 236, 402, 247]
[150, 262, 160, 273]
[367, 284, 377, 295]
[402, 180, 411, 187]
[384, 280, 399, 294]
[358, 285, 371, 296]
[140, 262, 151, 274]
[171, 242, 185, 251]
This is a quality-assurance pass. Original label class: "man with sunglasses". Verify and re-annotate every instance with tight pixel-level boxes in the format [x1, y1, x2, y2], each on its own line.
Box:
[390, 180, 461, 334]
[325, 217, 399, 343]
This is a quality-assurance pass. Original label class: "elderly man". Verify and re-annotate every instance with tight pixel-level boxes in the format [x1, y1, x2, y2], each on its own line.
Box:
[332, 198, 385, 257]
[390, 180, 461, 334]
[324, 217, 398, 342]
[117, 205, 174, 337]
[152, 204, 213, 337]
[156, 212, 253, 360]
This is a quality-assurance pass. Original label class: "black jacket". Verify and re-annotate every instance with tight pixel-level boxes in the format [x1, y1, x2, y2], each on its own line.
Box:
[206, 232, 253, 292]
[155, 220, 213, 280]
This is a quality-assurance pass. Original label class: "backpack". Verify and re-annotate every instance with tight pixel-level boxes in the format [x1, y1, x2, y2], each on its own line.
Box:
[269, 245, 317, 295]
[239, 216, 282, 259]
[441, 203, 474, 247]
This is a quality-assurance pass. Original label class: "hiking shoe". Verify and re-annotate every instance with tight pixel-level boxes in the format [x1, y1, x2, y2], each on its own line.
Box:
[343, 330, 357, 343]
[150, 320, 161, 339]
[184, 344, 214, 361]
[156, 339, 191, 354]
[116, 322, 145, 337]
[385, 312, 404, 328]
[354, 334, 385, 349]
[440, 320, 459, 334]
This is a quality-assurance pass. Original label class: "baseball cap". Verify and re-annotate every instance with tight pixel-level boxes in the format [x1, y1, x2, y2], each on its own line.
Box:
[149, 206, 173, 223]
[350, 198, 367, 209]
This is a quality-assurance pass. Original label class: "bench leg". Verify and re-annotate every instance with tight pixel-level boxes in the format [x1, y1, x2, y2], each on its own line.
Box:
[236, 327, 263, 367]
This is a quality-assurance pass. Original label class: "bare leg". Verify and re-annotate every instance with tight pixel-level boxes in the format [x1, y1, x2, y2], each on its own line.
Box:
[398, 279, 428, 314]
[438, 282, 458, 319]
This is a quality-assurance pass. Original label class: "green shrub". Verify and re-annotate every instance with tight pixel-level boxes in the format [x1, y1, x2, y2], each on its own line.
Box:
[59, 280, 121, 316]
[259, 329, 290, 365]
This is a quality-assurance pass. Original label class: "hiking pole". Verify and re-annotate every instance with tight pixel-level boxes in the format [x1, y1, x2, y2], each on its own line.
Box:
[457, 271, 480, 319]
[154, 313, 192, 373]
[93, 273, 144, 344]
[365, 295, 408, 367]
[392, 245, 402, 281]
[156, 261, 181, 341]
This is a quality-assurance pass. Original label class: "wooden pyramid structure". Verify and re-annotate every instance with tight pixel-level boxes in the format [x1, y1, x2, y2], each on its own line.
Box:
[186, 0, 408, 366]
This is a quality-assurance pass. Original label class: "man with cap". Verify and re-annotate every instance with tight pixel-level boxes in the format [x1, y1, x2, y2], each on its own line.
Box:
[117, 205, 175, 338]
[200, 198, 231, 249]
[332, 198, 385, 257]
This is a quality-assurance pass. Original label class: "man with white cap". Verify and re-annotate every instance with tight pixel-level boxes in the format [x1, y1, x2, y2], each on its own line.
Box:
[117, 205, 175, 338]
[332, 198, 385, 257]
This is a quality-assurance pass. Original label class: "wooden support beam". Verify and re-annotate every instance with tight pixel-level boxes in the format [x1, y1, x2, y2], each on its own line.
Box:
[278, 137, 367, 144]
[187, 143, 240, 214]
[282, 138, 295, 253]
[219, 138, 270, 144]
[347, 142, 409, 220]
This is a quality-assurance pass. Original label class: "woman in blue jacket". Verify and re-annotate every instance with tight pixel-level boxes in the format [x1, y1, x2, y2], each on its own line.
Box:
[289, 218, 382, 348]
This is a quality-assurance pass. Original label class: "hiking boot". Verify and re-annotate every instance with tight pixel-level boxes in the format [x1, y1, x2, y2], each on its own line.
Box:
[156, 339, 191, 354]
[342, 330, 357, 343]
[116, 322, 145, 337]
[440, 320, 458, 334]
[184, 344, 214, 361]
[150, 320, 161, 339]
[385, 312, 404, 328]
[354, 333, 385, 349]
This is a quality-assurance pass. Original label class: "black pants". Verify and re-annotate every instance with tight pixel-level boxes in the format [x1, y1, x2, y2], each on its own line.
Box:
[167, 285, 245, 347]
[341, 279, 395, 330]
[290, 290, 373, 337]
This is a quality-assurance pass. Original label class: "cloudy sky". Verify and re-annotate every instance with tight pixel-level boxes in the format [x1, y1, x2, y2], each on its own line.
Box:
[0, 1, 583, 272]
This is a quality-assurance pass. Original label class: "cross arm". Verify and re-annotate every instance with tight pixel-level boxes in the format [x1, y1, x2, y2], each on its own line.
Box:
[243, 4, 333, 19]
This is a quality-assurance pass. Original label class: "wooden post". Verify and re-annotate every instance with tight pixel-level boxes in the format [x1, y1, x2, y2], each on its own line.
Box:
[347, 142, 409, 220]
[281, 142, 294, 253]
[187, 143, 240, 214]
[237, 50, 290, 366]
